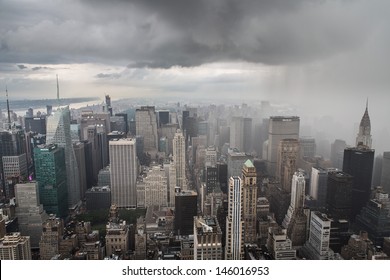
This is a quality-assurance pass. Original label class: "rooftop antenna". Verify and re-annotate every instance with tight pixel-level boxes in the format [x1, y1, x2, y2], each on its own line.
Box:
[56, 74, 60, 108]
[6, 86, 11, 130]
[366, 97, 368, 110]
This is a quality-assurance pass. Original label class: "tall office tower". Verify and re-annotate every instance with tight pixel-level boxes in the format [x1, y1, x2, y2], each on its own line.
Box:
[330, 139, 347, 169]
[115, 113, 128, 135]
[205, 166, 218, 195]
[353, 187, 390, 246]
[302, 211, 334, 260]
[109, 138, 137, 208]
[266, 227, 297, 260]
[225, 176, 244, 260]
[80, 110, 111, 140]
[39, 215, 64, 260]
[163, 161, 177, 207]
[14, 182, 48, 248]
[266, 116, 300, 176]
[86, 125, 102, 184]
[73, 142, 87, 199]
[282, 172, 306, 228]
[326, 171, 353, 220]
[0, 214, 5, 239]
[160, 123, 178, 155]
[157, 110, 170, 127]
[205, 146, 217, 167]
[34, 144, 68, 217]
[299, 137, 316, 159]
[135, 106, 158, 154]
[227, 150, 253, 180]
[356, 102, 372, 149]
[381, 152, 390, 194]
[343, 147, 374, 220]
[24, 116, 46, 134]
[46, 105, 53, 116]
[174, 190, 198, 236]
[110, 115, 126, 133]
[143, 165, 168, 207]
[242, 160, 257, 243]
[173, 129, 186, 190]
[105, 94, 112, 116]
[243, 117, 252, 154]
[0, 129, 27, 199]
[276, 138, 299, 191]
[46, 106, 81, 208]
[193, 216, 222, 260]
[2, 154, 28, 198]
[97, 132, 109, 168]
[310, 167, 329, 209]
[230, 116, 244, 152]
[282, 171, 308, 247]
[0, 232, 31, 260]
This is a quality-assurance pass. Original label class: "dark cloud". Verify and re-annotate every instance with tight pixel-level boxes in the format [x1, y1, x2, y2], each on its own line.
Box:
[31, 66, 53, 71]
[95, 73, 122, 79]
[1, 0, 387, 68]
[17, 64, 27, 69]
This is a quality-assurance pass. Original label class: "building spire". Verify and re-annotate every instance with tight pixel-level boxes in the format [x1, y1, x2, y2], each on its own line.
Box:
[6, 86, 11, 130]
[56, 75, 60, 108]
[356, 100, 372, 149]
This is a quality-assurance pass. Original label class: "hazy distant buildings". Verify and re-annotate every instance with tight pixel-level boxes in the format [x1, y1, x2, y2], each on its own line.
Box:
[310, 167, 329, 209]
[276, 138, 299, 192]
[109, 138, 137, 208]
[226, 113, 251, 154]
[299, 137, 316, 159]
[135, 106, 158, 155]
[331, 139, 347, 169]
[381, 152, 390, 194]
[265, 116, 300, 176]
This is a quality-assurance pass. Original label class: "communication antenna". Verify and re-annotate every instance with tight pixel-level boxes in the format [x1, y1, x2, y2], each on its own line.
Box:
[56, 74, 60, 107]
[6, 86, 11, 130]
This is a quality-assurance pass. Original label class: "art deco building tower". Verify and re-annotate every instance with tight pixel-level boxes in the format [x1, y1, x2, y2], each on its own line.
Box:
[242, 160, 257, 243]
[356, 100, 372, 149]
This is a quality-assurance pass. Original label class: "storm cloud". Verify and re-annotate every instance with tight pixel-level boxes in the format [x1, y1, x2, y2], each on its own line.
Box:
[1, 0, 387, 68]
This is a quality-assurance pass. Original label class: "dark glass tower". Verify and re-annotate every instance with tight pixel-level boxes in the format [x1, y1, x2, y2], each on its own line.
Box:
[343, 147, 374, 220]
[174, 190, 197, 236]
[326, 171, 353, 220]
[34, 144, 68, 217]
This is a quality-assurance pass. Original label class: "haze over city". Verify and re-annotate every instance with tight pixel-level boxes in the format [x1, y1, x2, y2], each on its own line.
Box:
[1, 0, 390, 154]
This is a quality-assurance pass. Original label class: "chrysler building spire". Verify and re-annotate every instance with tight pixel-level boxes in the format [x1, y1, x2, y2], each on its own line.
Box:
[356, 100, 372, 149]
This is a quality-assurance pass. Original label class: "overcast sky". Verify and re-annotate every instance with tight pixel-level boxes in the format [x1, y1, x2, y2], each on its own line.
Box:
[1, 0, 390, 152]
